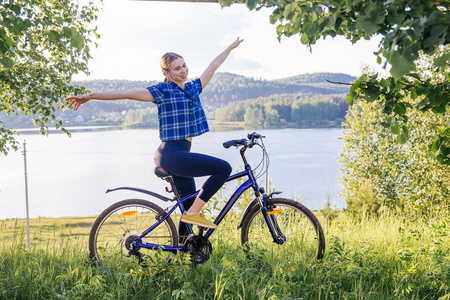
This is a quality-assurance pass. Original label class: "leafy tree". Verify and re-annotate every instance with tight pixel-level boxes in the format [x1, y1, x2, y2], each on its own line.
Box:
[263, 102, 280, 126]
[215, 102, 246, 122]
[244, 104, 265, 127]
[221, 0, 450, 162]
[123, 107, 158, 128]
[340, 49, 450, 217]
[0, 0, 100, 154]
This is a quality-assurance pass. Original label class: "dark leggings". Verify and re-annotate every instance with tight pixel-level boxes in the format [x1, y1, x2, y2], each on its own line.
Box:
[154, 139, 232, 239]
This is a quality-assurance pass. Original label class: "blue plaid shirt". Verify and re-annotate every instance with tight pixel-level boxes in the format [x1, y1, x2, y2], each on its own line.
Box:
[147, 78, 209, 141]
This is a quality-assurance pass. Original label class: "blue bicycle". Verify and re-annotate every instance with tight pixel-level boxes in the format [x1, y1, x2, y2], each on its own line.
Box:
[88, 132, 325, 267]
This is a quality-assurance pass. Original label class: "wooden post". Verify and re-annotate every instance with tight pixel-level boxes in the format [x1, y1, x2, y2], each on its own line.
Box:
[23, 141, 31, 249]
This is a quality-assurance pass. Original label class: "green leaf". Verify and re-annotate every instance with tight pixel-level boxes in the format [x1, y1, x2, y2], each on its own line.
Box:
[394, 103, 407, 115]
[276, 25, 285, 35]
[269, 13, 279, 24]
[10, 4, 22, 15]
[391, 123, 400, 134]
[346, 90, 356, 105]
[389, 51, 416, 80]
[283, 4, 293, 19]
[0, 56, 15, 68]
[47, 30, 61, 42]
[430, 140, 440, 152]
[71, 35, 85, 51]
[63, 26, 77, 37]
[300, 33, 309, 45]
[402, 125, 409, 137]
[311, 11, 318, 22]
[397, 132, 408, 144]
[360, 21, 380, 35]
[218, 0, 235, 7]
[439, 126, 450, 137]
[246, 0, 257, 10]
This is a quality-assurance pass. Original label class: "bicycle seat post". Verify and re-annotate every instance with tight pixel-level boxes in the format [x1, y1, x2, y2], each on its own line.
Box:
[154, 167, 181, 200]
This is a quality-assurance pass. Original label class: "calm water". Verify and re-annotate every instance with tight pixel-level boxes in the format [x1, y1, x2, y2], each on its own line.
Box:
[0, 128, 344, 220]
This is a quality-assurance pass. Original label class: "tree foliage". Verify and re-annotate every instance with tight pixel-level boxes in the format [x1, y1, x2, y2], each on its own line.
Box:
[340, 49, 450, 218]
[221, 0, 450, 162]
[0, 0, 100, 155]
[340, 79, 450, 218]
[215, 93, 347, 127]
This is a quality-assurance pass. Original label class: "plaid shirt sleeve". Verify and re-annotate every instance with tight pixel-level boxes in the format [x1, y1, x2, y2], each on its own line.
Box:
[147, 83, 165, 105]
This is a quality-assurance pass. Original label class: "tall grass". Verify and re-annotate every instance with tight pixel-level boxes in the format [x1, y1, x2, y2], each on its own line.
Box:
[1, 211, 450, 299]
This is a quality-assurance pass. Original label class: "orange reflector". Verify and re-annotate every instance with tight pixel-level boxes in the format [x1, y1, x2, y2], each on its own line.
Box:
[268, 209, 283, 215]
[120, 211, 139, 216]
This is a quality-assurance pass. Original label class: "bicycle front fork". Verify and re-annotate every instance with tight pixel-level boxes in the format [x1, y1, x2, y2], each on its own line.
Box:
[259, 193, 286, 244]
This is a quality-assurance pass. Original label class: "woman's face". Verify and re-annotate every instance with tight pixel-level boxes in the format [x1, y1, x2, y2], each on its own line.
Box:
[165, 58, 188, 83]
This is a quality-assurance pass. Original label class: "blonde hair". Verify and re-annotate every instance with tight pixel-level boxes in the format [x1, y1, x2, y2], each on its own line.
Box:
[160, 52, 183, 83]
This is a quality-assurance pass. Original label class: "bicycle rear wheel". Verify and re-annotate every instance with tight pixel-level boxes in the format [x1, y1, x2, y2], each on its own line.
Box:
[241, 198, 325, 265]
[89, 199, 178, 269]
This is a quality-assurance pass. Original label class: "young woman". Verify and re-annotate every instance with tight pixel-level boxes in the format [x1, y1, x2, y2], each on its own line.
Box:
[66, 38, 244, 233]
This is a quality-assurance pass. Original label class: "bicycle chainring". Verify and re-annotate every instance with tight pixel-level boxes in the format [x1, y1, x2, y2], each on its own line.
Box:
[184, 235, 212, 264]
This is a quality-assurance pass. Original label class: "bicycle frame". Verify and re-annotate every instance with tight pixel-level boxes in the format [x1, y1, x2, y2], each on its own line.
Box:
[106, 140, 285, 253]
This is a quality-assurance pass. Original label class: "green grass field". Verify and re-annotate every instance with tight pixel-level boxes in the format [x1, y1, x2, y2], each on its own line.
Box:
[1, 211, 450, 299]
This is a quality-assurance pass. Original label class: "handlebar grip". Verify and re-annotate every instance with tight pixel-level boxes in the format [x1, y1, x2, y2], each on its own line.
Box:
[223, 139, 246, 149]
[223, 140, 239, 149]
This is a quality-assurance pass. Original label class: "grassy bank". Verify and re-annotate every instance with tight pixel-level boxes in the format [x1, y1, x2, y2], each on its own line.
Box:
[1, 212, 450, 299]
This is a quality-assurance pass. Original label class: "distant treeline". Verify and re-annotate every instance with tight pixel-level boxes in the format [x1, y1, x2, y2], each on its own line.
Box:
[123, 94, 348, 129]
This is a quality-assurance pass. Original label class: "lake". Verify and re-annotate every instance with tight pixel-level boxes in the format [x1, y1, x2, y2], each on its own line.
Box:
[0, 127, 344, 220]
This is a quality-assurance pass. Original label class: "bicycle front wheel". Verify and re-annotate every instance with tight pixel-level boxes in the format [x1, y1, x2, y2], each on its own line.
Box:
[89, 199, 178, 269]
[241, 198, 325, 265]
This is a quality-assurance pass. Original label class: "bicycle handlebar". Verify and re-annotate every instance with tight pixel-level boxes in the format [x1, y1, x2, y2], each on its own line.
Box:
[247, 132, 262, 140]
[223, 132, 265, 149]
[223, 139, 246, 149]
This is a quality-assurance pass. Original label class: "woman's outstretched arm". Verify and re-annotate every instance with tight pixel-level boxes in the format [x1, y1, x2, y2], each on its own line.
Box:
[65, 89, 154, 110]
[199, 37, 244, 89]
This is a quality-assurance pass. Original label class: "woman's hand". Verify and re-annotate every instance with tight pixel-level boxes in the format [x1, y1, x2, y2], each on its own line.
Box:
[229, 37, 244, 50]
[65, 94, 91, 110]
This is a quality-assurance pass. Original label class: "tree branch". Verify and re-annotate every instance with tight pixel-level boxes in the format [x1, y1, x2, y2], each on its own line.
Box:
[326, 80, 353, 86]
[398, 80, 419, 89]
[15, 46, 49, 72]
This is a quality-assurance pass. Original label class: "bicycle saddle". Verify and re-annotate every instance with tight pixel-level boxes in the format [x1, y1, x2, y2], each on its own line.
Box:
[154, 167, 172, 179]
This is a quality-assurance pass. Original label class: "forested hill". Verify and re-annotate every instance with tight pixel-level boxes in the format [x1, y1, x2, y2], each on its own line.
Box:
[202, 72, 354, 109]
[72, 72, 355, 111]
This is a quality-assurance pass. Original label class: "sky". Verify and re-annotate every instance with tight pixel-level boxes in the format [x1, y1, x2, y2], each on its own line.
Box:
[74, 0, 386, 82]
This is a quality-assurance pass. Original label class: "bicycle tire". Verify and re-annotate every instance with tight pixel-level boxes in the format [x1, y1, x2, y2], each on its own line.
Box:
[240, 198, 325, 265]
[89, 199, 178, 268]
